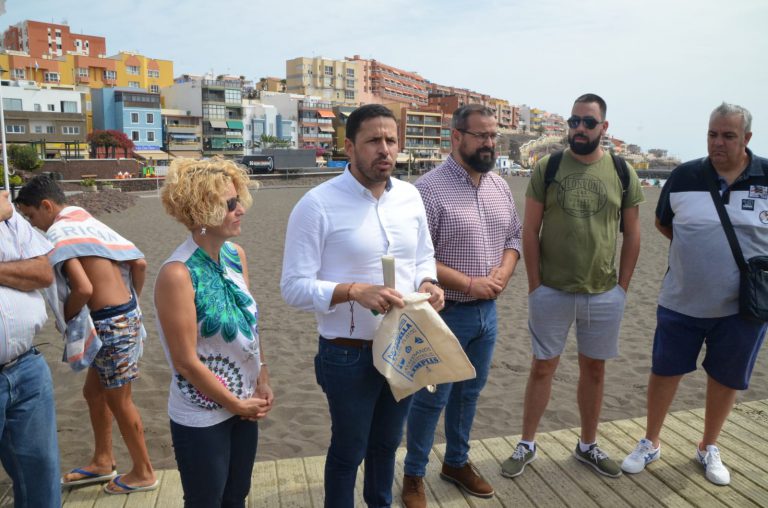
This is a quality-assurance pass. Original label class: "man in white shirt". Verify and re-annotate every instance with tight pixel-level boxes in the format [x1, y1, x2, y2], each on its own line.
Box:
[281, 104, 444, 508]
[0, 190, 60, 506]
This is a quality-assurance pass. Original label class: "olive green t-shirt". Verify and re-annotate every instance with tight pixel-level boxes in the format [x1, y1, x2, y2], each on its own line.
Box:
[526, 150, 644, 293]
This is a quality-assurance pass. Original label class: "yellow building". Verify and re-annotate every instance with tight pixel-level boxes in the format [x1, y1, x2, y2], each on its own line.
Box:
[0, 49, 173, 133]
[285, 56, 362, 106]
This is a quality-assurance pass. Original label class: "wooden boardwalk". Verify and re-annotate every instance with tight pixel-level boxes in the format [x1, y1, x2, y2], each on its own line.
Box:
[3, 399, 767, 507]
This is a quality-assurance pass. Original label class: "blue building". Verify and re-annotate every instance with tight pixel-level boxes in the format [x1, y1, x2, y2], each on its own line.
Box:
[91, 87, 165, 162]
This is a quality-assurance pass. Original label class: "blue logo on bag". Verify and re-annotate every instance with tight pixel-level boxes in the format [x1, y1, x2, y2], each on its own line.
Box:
[382, 314, 441, 381]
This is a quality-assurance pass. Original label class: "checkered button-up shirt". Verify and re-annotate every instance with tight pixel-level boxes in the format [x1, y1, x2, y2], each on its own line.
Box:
[415, 155, 522, 302]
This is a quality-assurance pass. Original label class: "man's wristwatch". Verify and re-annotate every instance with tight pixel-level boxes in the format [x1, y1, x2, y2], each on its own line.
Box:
[421, 278, 440, 287]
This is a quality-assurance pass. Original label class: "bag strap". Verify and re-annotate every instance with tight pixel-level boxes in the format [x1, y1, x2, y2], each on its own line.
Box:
[704, 162, 748, 272]
[543, 151, 564, 191]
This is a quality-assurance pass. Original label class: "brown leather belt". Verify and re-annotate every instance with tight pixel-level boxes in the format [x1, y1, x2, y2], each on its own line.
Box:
[325, 337, 372, 349]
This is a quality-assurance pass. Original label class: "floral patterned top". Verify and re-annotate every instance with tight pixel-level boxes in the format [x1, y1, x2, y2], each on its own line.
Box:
[157, 236, 261, 427]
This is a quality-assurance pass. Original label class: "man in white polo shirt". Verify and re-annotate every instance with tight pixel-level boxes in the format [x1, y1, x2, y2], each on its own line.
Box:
[0, 190, 60, 506]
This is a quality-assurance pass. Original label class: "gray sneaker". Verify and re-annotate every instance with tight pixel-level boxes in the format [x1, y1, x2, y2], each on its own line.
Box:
[501, 443, 537, 478]
[573, 442, 622, 478]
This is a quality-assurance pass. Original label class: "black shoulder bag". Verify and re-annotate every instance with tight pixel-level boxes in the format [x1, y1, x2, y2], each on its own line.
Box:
[705, 170, 768, 322]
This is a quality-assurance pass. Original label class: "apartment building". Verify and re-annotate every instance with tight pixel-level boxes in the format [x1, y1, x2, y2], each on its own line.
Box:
[0, 79, 87, 158]
[163, 74, 245, 158]
[346, 55, 428, 107]
[285, 56, 361, 105]
[2, 20, 106, 59]
[162, 109, 203, 160]
[242, 99, 297, 155]
[91, 87, 165, 162]
[296, 97, 335, 151]
[389, 105, 443, 170]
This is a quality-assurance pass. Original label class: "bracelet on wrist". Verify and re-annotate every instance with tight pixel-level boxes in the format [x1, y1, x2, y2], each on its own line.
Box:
[465, 277, 474, 295]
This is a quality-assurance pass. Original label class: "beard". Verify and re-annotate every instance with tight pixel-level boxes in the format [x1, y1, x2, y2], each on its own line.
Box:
[568, 133, 601, 155]
[462, 147, 496, 173]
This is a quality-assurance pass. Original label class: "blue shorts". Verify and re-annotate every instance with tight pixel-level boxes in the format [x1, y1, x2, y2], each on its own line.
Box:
[652, 305, 768, 390]
[91, 298, 143, 389]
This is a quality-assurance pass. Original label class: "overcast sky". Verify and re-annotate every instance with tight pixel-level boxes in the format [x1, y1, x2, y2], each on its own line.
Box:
[4, 0, 767, 160]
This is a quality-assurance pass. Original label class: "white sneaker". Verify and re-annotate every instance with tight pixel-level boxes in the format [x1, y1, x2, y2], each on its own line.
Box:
[621, 438, 660, 473]
[696, 445, 730, 485]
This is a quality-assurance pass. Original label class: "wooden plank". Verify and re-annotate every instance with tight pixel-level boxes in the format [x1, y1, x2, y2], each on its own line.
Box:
[516, 432, 602, 508]
[275, 457, 312, 507]
[691, 406, 768, 452]
[123, 470, 163, 508]
[462, 440, 504, 507]
[597, 422, 693, 507]
[610, 418, 726, 507]
[61, 482, 102, 508]
[393, 446, 458, 507]
[301, 455, 324, 508]
[663, 413, 768, 507]
[673, 410, 768, 472]
[549, 428, 655, 508]
[425, 443, 476, 507]
[154, 468, 184, 508]
[489, 435, 562, 506]
[740, 399, 768, 415]
[620, 417, 757, 508]
[249, 460, 279, 508]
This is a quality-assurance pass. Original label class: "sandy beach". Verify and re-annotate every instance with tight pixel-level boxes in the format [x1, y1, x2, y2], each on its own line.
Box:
[14, 175, 768, 480]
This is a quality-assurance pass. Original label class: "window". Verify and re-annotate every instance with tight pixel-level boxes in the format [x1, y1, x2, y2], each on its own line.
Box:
[346, 79, 354, 88]
[149, 84, 159, 94]
[2, 98, 22, 111]
[46, 126, 55, 134]
[147, 69, 159, 78]
[6, 124, 25, 134]
[147, 131, 155, 142]
[103, 70, 117, 80]
[131, 112, 139, 123]
[43, 72, 60, 82]
[345, 90, 355, 100]
[203, 104, 226, 120]
[34, 103, 41, 112]
[128, 81, 140, 88]
[60, 101, 78, 113]
[47, 104, 55, 112]
[346, 68, 355, 77]
[77, 67, 89, 77]
[126, 65, 140, 75]
[12, 68, 25, 79]
[131, 131, 140, 141]
[324, 65, 333, 76]
[146, 113, 154, 124]
[62, 126, 80, 135]
[225, 89, 241, 104]
[34, 126, 43, 134]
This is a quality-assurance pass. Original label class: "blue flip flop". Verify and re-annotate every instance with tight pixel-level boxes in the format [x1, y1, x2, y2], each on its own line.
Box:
[61, 467, 118, 488]
[103, 475, 159, 495]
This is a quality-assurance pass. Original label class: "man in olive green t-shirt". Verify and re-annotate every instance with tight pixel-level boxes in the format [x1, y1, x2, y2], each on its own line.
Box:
[501, 93, 643, 480]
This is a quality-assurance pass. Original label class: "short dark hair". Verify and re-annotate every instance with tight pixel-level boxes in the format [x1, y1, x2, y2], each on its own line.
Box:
[574, 93, 607, 120]
[346, 104, 396, 142]
[15, 174, 66, 207]
[452, 104, 496, 130]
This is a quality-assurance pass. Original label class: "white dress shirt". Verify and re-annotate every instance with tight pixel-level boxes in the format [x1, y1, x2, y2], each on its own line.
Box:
[0, 210, 53, 363]
[281, 169, 437, 340]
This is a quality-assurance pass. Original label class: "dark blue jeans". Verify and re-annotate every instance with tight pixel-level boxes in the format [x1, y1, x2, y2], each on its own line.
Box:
[170, 415, 258, 508]
[0, 349, 60, 508]
[404, 299, 497, 476]
[315, 339, 412, 508]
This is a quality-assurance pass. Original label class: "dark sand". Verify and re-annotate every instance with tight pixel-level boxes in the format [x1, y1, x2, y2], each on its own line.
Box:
[14, 176, 768, 478]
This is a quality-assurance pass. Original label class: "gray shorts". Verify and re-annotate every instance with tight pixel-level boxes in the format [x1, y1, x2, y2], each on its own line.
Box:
[528, 284, 626, 360]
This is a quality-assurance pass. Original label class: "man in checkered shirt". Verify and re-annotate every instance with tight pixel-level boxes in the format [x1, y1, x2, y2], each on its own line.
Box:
[402, 104, 522, 506]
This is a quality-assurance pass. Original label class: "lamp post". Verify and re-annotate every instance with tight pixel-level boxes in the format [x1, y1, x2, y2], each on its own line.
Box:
[0, 67, 9, 191]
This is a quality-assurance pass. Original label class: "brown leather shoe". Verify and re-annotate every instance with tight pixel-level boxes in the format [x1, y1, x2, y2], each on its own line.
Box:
[402, 474, 427, 508]
[439, 461, 494, 498]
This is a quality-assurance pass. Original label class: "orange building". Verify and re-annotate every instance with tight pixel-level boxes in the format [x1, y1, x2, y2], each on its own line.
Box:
[3, 20, 106, 59]
[346, 55, 429, 107]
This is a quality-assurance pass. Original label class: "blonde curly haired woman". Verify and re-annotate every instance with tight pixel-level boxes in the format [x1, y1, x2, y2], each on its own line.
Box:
[155, 158, 273, 507]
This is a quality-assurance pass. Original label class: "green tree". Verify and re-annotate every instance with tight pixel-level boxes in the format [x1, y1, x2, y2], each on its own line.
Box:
[8, 144, 43, 172]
